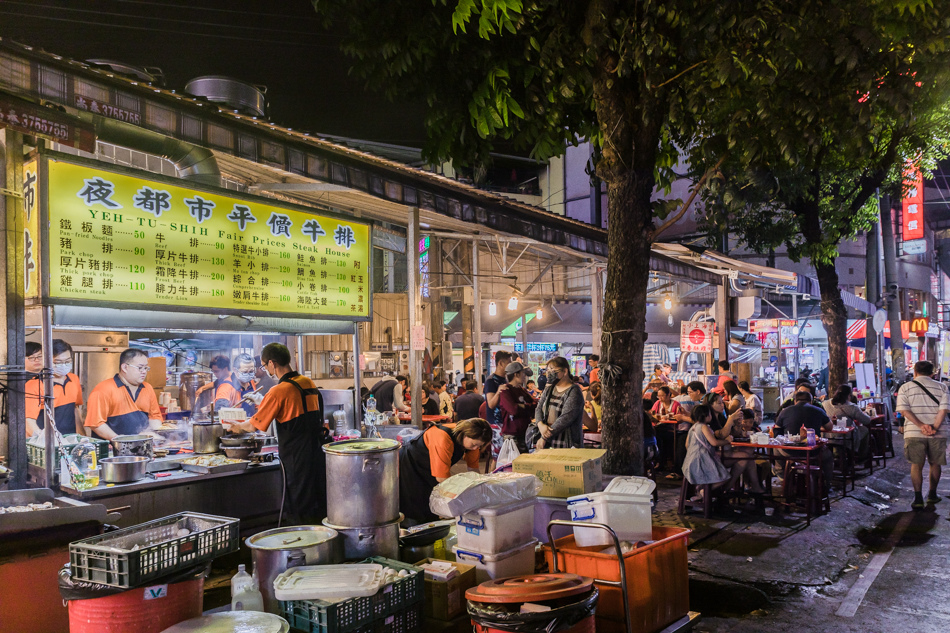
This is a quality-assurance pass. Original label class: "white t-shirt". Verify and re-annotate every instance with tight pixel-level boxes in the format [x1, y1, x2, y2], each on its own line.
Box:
[896, 376, 950, 438]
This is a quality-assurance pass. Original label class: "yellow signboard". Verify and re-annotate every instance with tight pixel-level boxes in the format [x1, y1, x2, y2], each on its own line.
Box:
[45, 158, 371, 318]
[23, 157, 39, 299]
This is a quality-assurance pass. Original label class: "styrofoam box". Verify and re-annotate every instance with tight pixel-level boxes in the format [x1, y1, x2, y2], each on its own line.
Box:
[453, 538, 538, 584]
[567, 491, 653, 547]
[456, 498, 536, 554]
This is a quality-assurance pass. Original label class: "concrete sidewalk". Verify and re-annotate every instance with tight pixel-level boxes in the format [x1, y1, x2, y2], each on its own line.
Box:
[649, 430, 950, 632]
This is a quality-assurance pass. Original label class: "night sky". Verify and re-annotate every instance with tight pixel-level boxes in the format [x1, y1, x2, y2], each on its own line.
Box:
[0, 0, 428, 145]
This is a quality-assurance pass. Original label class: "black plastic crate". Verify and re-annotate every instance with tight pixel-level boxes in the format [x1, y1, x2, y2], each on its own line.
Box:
[69, 512, 239, 588]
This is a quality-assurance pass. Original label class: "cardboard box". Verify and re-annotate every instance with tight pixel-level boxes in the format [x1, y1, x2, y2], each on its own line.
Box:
[513, 449, 606, 498]
[417, 558, 477, 621]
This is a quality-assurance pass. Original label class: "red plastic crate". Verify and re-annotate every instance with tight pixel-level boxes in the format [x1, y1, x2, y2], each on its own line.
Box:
[542, 525, 690, 633]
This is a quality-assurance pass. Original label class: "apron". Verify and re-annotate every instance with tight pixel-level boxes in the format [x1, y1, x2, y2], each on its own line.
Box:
[35, 401, 78, 436]
[238, 380, 258, 416]
[398, 425, 464, 523]
[110, 381, 150, 436]
[275, 373, 328, 525]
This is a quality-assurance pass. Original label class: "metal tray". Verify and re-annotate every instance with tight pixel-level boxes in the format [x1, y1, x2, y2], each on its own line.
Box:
[179, 458, 250, 474]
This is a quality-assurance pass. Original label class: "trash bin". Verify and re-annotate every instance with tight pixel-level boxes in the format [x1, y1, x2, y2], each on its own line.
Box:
[466, 574, 598, 633]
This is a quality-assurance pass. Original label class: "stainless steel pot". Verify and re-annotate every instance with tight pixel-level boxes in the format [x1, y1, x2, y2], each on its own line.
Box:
[178, 371, 213, 412]
[323, 515, 402, 561]
[323, 439, 400, 526]
[111, 434, 154, 459]
[246, 526, 340, 614]
[101, 456, 148, 483]
[192, 422, 225, 454]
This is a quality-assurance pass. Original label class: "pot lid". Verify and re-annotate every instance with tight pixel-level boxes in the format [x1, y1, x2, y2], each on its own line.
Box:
[246, 526, 338, 550]
[323, 439, 399, 455]
[112, 435, 151, 442]
[465, 574, 593, 603]
[159, 612, 288, 633]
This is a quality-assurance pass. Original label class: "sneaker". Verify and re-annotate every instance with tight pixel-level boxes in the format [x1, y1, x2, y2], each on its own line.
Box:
[928, 494, 942, 504]
[912, 499, 925, 510]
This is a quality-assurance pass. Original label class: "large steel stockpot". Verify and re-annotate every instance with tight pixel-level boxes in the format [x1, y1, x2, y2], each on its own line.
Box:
[323, 515, 402, 561]
[322, 439, 400, 527]
[245, 526, 340, 614]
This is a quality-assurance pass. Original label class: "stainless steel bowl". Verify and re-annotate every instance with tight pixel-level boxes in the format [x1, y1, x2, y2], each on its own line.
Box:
[101, 456, 149, 483]
[111, 434, 154, 459]
[220, 444, 253, 459]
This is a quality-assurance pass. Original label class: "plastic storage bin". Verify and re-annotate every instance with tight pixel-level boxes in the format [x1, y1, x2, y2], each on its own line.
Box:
[542, 526, 690, 633]
[453, 538, 538, 584]
[456, 498, 536, 553]
[567, 492, 652, 547]
[533, 497, 573, 543]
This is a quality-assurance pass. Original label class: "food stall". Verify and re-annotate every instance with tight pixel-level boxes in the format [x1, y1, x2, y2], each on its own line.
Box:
[20, 149, 373, 527]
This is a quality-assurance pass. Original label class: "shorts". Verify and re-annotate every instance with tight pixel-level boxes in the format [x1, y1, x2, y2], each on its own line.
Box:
[904, 437, 948, 466]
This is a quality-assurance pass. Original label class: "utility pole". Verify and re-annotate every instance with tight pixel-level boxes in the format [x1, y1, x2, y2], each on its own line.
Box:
[881, 195, 906, 385]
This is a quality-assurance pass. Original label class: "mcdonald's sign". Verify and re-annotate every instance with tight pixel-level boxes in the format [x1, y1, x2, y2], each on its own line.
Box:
[910, 318, 929, 335]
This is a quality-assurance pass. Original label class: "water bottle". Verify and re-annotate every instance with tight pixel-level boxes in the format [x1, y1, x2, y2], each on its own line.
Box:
[366, 394, 377, 414]
[806, 428, 816, 446]
[231, 564, 264, 612]
[68, 439, 100, 490]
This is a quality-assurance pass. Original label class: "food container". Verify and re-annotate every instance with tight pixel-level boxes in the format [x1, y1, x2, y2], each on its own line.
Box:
[456, 498, 536, 554]
[158, 611, 290, 633]
[246, 526, 341, 615]
[110, 434, 154, 459]
[192, 422, 225, 454]
[323, 514, 403, 561]
[178, 371, 213, 412]
[323, 439, 400, 527]
[453, 538, 538, 584]
[466, 575, 598, 633]
[566, 491, 653, 547]
[100, 456, 149, 483]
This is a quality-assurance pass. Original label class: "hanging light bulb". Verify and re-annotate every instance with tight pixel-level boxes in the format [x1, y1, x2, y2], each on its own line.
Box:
[663, 295, 673, 311]
[488, 301, 497, 316]
[668, 313, 674, 327]
[508, 296, 519, 311]
[536, 306, 543, 320]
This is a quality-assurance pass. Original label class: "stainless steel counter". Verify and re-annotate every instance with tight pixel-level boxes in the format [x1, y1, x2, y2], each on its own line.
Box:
[58, 460, 283, 530]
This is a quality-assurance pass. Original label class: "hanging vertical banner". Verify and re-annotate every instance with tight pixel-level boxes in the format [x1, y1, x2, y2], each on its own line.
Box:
[902, 165, 925, 243]
[23, 157, 40, 300]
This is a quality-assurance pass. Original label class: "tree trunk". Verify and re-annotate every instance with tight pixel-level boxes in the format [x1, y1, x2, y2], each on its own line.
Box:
[815, 260, 849, 392]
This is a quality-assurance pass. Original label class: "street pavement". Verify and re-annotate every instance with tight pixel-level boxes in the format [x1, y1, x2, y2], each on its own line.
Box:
[653, 431, 950, 633]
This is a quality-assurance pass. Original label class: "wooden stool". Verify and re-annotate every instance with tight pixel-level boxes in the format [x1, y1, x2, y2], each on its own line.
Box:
[783, 462, 830, 515]
[677, 478, 713, 518]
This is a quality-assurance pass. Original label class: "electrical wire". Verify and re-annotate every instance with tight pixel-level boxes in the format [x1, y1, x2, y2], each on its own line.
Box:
[105, 0, 326, 22]
[0, 11, 337, 48]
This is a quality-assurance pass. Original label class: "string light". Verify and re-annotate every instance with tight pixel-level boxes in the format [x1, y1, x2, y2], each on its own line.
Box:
[536, 306, 543, 320]
[488, 301, 497, 316]
[508, 296, 519, 311]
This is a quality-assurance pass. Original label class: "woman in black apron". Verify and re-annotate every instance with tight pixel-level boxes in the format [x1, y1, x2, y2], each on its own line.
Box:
[399, 419, 492, 524]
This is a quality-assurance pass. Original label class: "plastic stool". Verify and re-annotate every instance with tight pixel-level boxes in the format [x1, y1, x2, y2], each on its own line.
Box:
[783, 462, 829, 515]
[677, 478, 713, 518]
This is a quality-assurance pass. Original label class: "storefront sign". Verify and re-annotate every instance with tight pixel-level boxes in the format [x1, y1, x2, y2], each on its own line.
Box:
[910, 317, 929, 335]
[0, 94, 96, 152]
[941, 331, 950, 377]
[680, 321, 713, 353]
[44, 158, 372, 319]
[902, 165, 925, 242]
[779, 323, 799, 349]
[23, 158, 39, 299]
[748, 319, 778, 333]
[513, 342, 560, 353]
[418, 235, 430, 299]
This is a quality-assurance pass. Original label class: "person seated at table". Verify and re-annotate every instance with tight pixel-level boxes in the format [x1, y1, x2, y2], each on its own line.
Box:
[722, 408, 766, 502]
[419, 388, 441, 417]
[455, 381, 483, 420]
[723, 380, 746, 415]
[701, 392, 729, 433]
[774, 390, 834, 491]
[738, 381, 763, 426]
[739, 407, 760, 434]
[652, 386, 682, 475]
[777, 378, 817, 415]
[682, 405, 733, 502]
[822, 384, 872, 462]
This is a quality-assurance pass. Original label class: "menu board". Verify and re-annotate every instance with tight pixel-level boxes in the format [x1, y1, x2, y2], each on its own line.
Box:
[45, 158, 371, 319]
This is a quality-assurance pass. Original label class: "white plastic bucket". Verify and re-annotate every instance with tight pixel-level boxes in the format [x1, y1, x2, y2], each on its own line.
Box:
[453, 538, 538, 584]
[456, 498, 536, 554]
[567, 491, 653, 547]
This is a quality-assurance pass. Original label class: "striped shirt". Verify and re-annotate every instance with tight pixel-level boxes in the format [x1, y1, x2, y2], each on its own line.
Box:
[896, 376, 950, 439]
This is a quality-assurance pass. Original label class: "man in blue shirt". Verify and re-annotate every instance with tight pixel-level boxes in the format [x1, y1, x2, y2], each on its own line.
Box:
[484, 351, 512, 427]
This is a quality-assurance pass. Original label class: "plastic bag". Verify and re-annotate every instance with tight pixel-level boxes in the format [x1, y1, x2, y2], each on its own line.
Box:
[468, 587, 598, 632]
[429, 471, 542, 518]
[496, 436, 521, 470]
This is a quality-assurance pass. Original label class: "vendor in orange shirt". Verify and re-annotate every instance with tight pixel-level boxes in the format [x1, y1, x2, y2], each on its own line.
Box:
[84, 348, 163, 440]
[26, 339, 85, 437]
[398, 418, 493, 525]
[222, 343, 327, 524]
[206, 354, 260, 416]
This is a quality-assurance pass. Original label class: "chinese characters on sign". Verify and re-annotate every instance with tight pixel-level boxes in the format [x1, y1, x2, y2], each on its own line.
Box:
[902, 165, 925, 244]
[0, 94, 96, 152]
[680, 321, 713, 353]
[418, 235, 430, 299]
[46, 159, 371, 318]
[23, 159, 39, 298]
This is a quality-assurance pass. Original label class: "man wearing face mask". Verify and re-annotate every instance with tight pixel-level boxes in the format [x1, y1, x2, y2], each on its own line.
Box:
[223, 343, 327, 524]
[25, 339, 85, 437]
[211, 353, 260, 416]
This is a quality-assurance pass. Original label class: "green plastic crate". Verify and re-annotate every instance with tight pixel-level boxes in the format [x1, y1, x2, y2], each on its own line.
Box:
[28, 437, 109, 468]
[280, 558, 424, 633]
